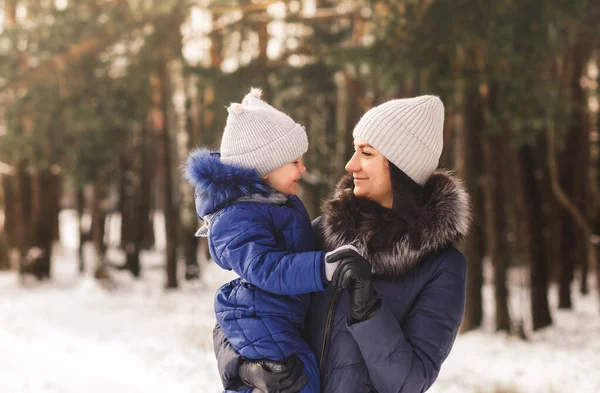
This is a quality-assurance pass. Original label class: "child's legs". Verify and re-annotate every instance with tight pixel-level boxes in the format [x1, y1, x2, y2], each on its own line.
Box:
[218, 318, 320, 393]
[216, 285, 318, 392]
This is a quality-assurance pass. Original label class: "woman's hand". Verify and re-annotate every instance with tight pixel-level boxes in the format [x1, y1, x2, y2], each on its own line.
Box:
[238, 354, 307, 393]
[327, 246, 381, 322]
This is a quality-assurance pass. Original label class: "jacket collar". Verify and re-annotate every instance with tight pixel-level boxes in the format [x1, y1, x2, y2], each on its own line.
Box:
[185, 149, 287, 218]
[320, 170, 471, 278]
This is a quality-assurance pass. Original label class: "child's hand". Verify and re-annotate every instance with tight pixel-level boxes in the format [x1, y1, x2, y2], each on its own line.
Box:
[324, 244, 362, 282]
[238, 354, 307, 393]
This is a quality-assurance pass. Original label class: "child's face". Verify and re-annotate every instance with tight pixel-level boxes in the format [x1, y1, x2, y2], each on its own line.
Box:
[264, 156, 306, 195]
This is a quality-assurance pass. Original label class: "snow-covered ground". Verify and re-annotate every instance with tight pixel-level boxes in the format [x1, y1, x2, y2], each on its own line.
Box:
[0, 210, 598, 393]
[430, 284, 600, 393]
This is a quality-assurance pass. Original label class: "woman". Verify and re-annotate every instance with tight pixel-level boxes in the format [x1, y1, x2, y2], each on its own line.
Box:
[213, 95, 471, 393]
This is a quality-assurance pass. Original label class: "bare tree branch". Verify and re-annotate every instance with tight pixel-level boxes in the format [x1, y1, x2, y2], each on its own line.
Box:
[546, 123, 600, 245]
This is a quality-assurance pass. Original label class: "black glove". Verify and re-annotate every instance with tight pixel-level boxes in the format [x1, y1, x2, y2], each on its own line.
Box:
[329, 247, 381, 323]
[327, 246, 371, 288]
[238, 354, 307, 393]
[346, 273, 381, 323]
[325, 244, 369, 282]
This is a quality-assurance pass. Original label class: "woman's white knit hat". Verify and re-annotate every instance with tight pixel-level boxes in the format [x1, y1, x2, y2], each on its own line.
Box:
[220, 88, 308, 176]
[352, 95, 445, 185]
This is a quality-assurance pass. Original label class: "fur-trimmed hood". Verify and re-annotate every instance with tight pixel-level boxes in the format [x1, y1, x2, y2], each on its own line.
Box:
[184, 149, 287, 219]
[321, 170, 471, 278]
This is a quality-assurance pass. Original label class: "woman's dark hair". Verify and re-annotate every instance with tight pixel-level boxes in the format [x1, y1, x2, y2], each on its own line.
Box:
[389, 161, 426, 250]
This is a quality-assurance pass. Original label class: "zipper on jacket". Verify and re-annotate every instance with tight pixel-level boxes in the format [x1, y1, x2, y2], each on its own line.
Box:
[319, 289, 343, 375]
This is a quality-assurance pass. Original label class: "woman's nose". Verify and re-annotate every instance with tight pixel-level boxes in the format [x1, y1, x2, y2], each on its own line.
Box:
[345, 152, 360, 173]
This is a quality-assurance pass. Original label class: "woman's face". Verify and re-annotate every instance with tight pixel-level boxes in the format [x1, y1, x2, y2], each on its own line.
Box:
[345, 138, 393, 208]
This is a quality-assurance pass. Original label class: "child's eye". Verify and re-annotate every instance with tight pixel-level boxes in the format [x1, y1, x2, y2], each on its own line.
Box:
[362, 151, 372, 157]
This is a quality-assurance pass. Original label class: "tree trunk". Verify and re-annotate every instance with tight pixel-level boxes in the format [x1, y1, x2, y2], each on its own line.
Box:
[116, 122, 154, 278]
[439, 104, 455, 169]
[334, 72, 350, 178]
[570, 47, 591, 296]
[50, 170, 61, 243]
[76, 187, 86, 274]
[0, 175, 9, 270]
[120, 148, 142, 278]
[558, 218, 575, 308]
[30, 169, 59, 280]
[187, 76, 212, 276]
[459, 87, 485, 332]
[482, 135, 511, 332]
[257, 20, 270, 98]
[126, 161, 144, 278]
[30, 170, 41, 248]
[461, 176, 485, 331]
[5, 0, 17, 26]
[163, 93, 179, 288]
[544, 151, 562, 286]
[91, 180, 109, 278]
[0, 230, 8, 271]
[181, 76, 200, 281]
[119, 153, 131, 250]
[519, 142, 552, 330]
[547, 117, 596, 310]
[504, 130, 533, 337]
[554, 41, 594, 305]
[140, 122, 155, 251]
[152, 62, 179, 289]
[597, 52, 600, 309]
[13, 161, 31, 267]
[480, 85, 511, 332]
[558, 126, 583, 308]
[124, 239, 141, 278]
[2, 175, 15, 248]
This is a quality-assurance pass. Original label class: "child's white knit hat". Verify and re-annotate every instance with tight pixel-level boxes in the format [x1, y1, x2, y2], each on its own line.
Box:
[220, 88, 308, 176]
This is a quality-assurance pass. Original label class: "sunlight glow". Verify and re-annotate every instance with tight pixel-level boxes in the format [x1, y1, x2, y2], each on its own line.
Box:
[289, 1, 301, 13]
[267, 37, 281, 60]
[55, 0, 69, 11]
[302, 0, 316, 17]
[221, 58, 238, 73]
[288, 54, 309, 68]
[267, 2, 286, 20]
[182, 6, 213, 66]
[16, 4, 28, 21]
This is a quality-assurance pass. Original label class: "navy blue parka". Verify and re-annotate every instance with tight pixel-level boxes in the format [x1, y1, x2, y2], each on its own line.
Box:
[214, 170, 471, 393]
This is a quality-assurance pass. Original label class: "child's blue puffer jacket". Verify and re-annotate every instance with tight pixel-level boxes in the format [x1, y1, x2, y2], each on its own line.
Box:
[185, 149, 326, 362]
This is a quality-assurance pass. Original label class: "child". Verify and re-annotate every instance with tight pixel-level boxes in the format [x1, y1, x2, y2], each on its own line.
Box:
[185, 88, 350, 393]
